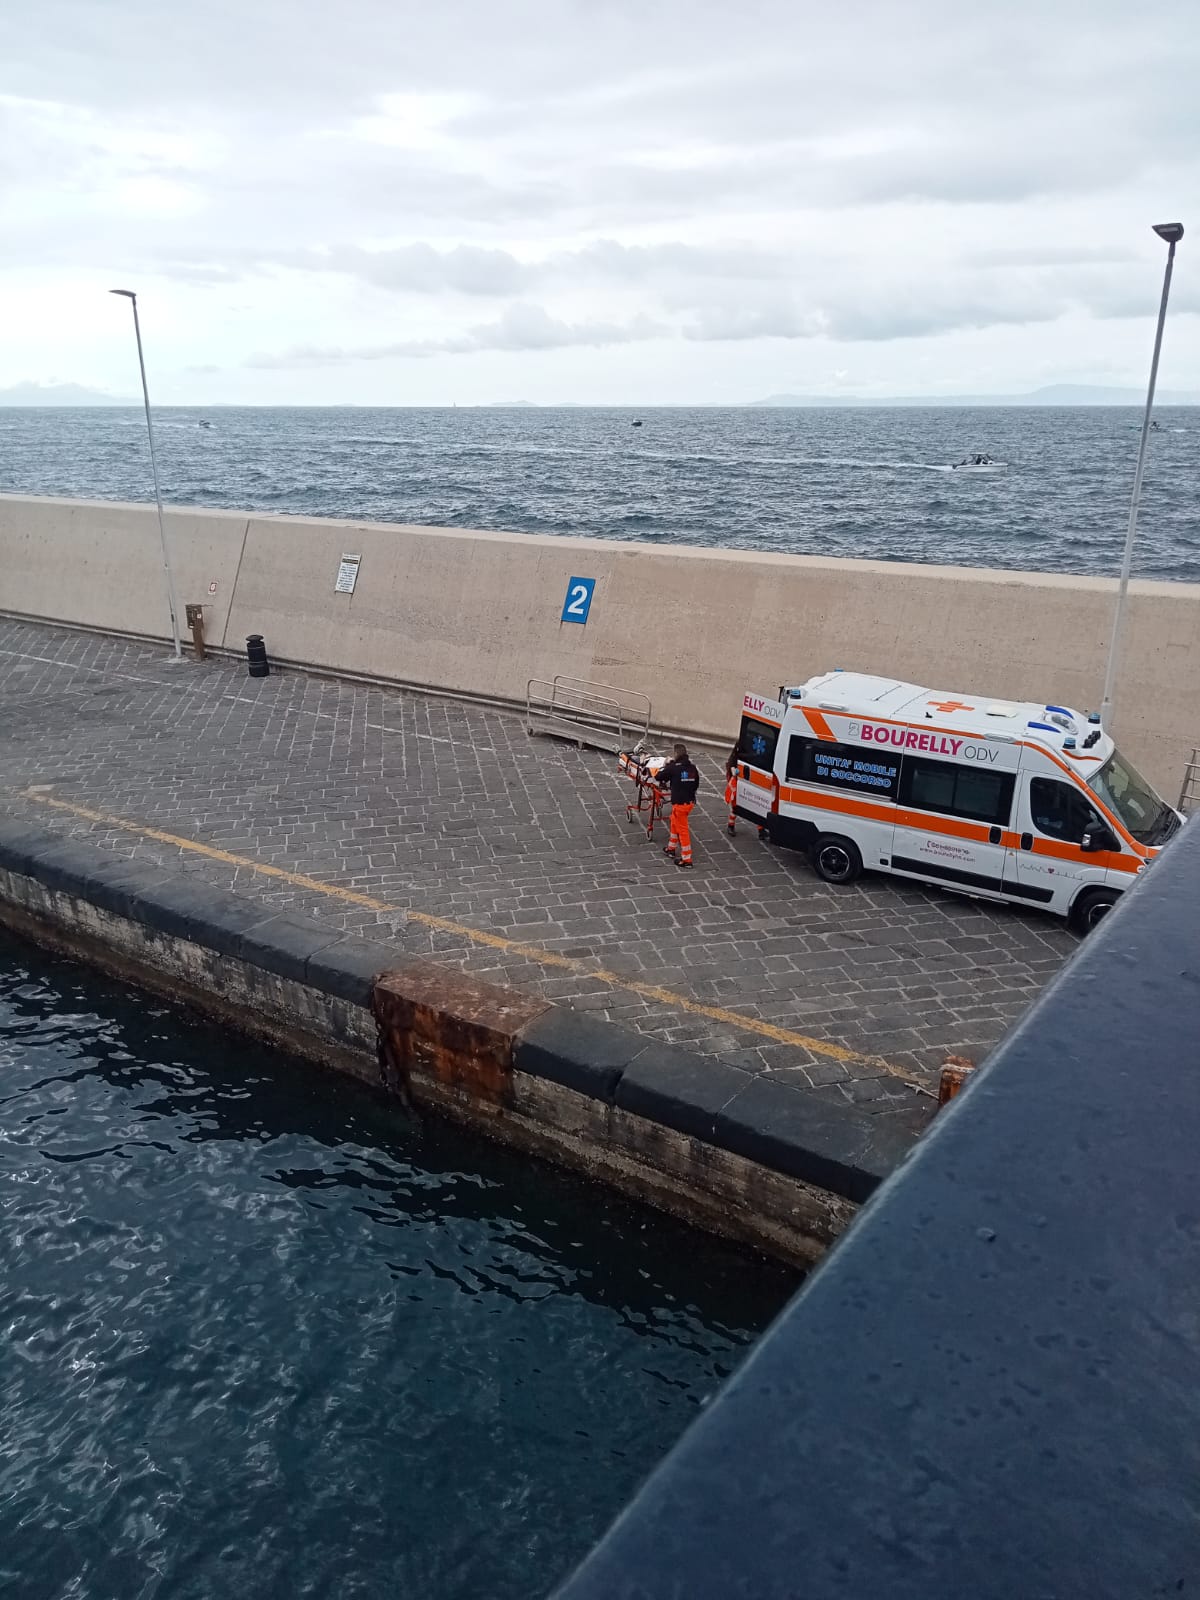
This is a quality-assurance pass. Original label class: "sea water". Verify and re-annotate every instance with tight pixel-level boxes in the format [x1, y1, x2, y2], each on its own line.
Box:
[1, 404, 1196, 580]
[0, 931, 795, 1600]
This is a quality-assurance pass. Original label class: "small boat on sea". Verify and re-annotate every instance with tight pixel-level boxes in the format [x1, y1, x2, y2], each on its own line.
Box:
[951, 453, 1005, 471]
[631, 419, 643, 428]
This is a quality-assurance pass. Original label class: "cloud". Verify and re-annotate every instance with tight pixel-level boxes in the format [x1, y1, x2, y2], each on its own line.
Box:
[327, 243, 529, 296]
[246, 303, 668, 367]
[683, 301, 829, 343]
[153, 237, 801, 296]
[246, 252, 1189, 369]
[3, 0, 1198, 401]
[680, 266, 1163, 345]
[197, 242, 534, 296]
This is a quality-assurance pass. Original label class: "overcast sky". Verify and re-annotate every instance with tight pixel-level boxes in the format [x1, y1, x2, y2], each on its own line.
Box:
[2, 0, 1196, 404]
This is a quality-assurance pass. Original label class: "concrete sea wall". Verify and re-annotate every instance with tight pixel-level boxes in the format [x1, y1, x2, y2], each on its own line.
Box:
[1, 492, 1198, 793]
[0, 817, 869, 1265]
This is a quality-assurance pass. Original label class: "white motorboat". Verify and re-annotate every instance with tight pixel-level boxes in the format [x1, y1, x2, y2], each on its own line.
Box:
[951, 453, 1006, 471]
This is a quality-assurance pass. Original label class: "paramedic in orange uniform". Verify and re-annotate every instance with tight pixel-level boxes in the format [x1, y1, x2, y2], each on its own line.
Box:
[725, 742, 767, 840]
[724, 743, 740, 835]
[657, 743, 700, 868]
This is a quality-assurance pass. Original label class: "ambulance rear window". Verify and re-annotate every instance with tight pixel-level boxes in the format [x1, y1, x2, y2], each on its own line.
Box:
[739, 716, 780, 770]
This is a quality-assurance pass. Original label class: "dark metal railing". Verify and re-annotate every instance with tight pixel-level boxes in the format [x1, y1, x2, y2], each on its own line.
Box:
[554, 816, 1200, 1600]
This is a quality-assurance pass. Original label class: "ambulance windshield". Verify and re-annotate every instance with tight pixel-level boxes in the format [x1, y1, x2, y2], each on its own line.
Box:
[1088, 750, 1179, 846]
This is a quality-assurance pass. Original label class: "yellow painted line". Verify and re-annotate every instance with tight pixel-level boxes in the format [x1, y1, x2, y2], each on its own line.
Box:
[19, 789, 926, 1090]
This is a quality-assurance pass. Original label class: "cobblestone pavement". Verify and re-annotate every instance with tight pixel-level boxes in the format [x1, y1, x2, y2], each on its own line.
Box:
[0, 618, 1078, 1142]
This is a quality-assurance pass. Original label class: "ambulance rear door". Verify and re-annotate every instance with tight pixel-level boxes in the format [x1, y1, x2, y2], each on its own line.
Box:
[735, 696, 784, 823]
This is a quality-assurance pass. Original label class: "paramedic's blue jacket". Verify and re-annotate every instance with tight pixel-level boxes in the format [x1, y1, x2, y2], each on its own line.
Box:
[656, 759, 700, 805]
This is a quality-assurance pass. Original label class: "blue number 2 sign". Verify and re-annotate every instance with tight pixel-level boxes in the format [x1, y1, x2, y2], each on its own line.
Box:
[560, 576, 597, 625]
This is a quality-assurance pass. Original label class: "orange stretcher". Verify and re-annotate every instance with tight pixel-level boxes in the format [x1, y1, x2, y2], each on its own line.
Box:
[618, 750, 668, 839]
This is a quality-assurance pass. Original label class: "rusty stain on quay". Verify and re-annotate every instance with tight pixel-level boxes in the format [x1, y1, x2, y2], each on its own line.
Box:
[372, 960, 551, 1106]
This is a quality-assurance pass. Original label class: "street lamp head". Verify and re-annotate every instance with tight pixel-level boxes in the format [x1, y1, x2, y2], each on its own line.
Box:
[1152, 222, 1184, 246]
[109, 288, 136, 299]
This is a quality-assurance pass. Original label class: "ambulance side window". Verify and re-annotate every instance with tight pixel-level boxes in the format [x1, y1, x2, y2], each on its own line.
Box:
[900, 756, 1015, 825]
[1029, 778, 1104, 844]
[739, 716, 779, 771]
[787, 737, 902, 799]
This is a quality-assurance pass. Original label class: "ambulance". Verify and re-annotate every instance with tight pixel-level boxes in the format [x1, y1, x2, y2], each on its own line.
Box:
[734, 671, 1184, 933]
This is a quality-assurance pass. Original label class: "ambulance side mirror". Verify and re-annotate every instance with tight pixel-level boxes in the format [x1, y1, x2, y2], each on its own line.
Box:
[1081, 825, 1118, 854]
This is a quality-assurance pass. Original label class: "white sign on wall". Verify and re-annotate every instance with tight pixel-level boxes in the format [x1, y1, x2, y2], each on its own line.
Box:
[334, 553, 362, 595]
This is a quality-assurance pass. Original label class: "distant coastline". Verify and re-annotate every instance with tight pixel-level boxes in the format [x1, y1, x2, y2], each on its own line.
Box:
[0, 382, 138, 407]
[745, 384, 1200, 408]
[2, 381, 1197, 409]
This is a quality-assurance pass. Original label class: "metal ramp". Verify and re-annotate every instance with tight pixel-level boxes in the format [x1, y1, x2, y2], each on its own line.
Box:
[525, 675, 651, 754]
[1179, 747, 1200, 816]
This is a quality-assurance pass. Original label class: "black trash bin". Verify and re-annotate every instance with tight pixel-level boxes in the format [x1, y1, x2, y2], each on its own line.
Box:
[246, 634, 270, 678]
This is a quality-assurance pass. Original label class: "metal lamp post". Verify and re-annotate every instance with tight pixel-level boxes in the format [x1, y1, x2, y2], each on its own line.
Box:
[109, 289, 182, 660]
[1099, 222, 1184, 727]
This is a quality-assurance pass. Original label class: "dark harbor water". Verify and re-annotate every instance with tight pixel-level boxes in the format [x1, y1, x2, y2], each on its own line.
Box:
[0, 932, 795, 1600]
[1, 404, 1197, 580]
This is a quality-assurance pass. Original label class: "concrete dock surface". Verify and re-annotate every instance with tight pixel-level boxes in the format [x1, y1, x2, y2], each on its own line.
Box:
[0, 618, 1078, 1146]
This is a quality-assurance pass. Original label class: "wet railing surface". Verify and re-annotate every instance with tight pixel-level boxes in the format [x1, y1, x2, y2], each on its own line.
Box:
[554, 819, 1200, 1600]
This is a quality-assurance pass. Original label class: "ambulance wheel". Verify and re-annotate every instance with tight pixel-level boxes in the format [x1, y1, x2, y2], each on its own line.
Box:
[812, 835, 862, 885]
[1069, 887, 1119, 935]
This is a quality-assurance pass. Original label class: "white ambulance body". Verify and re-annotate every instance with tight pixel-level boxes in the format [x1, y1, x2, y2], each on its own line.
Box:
[735, 671, 1183, 933]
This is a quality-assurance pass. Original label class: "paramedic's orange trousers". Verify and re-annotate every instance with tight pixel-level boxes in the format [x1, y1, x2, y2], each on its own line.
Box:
[666, 802, 694, 863]
[724, 773, 737, 832]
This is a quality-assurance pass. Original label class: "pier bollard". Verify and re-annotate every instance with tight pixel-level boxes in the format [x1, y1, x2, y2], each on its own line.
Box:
[246, 634, 270, 679]
[938, 1055, 975, 1108]
[185, 604, 207, 661]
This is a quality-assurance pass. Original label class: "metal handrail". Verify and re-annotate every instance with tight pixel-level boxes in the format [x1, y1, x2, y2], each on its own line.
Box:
[548, 674, 651, 722]
[526, 677, 624, 728]
[1178, 748, 1200, 816]
[525, 674, 652, 753]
